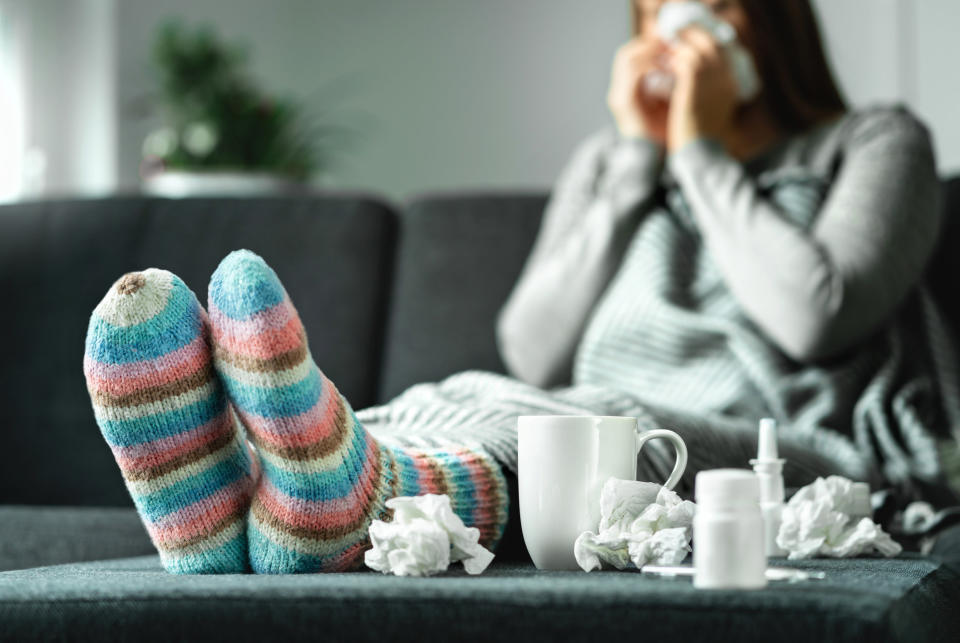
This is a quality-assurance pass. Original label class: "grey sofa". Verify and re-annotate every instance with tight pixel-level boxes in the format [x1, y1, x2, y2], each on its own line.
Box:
[2, 189, 960, 642]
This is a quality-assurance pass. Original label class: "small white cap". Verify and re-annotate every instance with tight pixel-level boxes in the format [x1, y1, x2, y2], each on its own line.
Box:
[695, 469, 760, 509]
[757, 418, 779, 460]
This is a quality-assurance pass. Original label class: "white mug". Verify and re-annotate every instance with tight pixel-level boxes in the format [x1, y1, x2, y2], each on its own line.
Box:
[517, 415, 688, 571]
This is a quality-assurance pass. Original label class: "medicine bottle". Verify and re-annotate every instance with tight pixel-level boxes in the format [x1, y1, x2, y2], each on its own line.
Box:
[693, 469, 767, 589]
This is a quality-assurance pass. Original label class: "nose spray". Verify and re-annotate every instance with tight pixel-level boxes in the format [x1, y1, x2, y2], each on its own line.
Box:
[749, 418, 787, 557]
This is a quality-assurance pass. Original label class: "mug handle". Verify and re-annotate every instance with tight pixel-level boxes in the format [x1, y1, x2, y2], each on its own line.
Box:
[635, 428, 688, 491]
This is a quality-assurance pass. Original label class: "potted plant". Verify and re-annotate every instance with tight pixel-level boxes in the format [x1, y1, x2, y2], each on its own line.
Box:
[140, 21, 338, 196]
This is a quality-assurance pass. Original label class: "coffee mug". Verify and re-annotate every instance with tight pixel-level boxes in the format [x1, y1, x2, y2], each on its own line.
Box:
[517, 415, 687, 571]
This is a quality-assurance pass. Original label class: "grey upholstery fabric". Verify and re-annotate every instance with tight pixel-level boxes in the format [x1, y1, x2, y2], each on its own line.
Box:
[0, 506, 154, 572]
[0, 195, 397, 507]
[928, 177, 960, 342]
[378, 193, 546, 402]
[930, 524, 960, 573]
[1, 554, 958, 643]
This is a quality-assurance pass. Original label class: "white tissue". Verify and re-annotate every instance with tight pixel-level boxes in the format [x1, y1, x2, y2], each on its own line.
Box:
[789, 476, 872, 518]
[776, 476, 902, 560]
[364, 494, 495, 577]
[657, 0, 737, 44]
[648, 0, 762, 102]
[574, 478, 696, 572]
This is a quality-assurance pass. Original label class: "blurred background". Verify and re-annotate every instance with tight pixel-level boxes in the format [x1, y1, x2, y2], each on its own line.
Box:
[0, 0, 957, 204]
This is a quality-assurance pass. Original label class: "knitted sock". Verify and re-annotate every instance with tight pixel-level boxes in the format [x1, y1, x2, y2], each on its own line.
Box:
[83, 269, 258, 574]
[208, 249, 509, 573]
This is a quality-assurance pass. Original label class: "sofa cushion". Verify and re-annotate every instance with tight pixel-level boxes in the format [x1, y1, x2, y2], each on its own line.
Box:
[378, 193, 546, 402]
[0, 506, 154, 572]
[0, 195, 397, 506]
[1, 554, 958, 642]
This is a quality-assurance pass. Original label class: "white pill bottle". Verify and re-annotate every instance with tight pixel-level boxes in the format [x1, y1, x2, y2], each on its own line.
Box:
[693, 469, 768, 589]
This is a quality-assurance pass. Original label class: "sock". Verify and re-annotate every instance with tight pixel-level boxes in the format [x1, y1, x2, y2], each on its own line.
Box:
[208, 249, 509, 573]
[83, 269, 258, 574]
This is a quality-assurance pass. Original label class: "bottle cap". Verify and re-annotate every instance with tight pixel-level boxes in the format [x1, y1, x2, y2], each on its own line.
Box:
[695, 469, 760, 509]
[757, 418, 779, 460]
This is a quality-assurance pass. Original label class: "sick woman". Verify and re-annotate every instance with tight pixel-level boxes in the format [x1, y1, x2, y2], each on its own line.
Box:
[83, 0, 957, 574]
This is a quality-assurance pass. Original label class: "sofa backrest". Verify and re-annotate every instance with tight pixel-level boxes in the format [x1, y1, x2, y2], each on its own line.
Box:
[377, 193, 546, 401]
[0, 195, 396, 506]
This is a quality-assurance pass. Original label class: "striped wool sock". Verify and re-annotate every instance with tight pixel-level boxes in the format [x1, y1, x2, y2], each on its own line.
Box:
[83, 269, 258, 574]
[208, 249, 509, 573]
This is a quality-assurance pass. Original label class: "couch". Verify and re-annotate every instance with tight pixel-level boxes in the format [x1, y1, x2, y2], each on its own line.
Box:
[2, 186, 960, 642]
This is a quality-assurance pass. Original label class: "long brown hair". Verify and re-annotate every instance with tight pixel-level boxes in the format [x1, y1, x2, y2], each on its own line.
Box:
[630, 0, 847, 133]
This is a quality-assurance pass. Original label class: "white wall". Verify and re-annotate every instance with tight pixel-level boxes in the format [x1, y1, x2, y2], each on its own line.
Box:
[913, 0, 960, 174]
[813, 0, 960, 174]
[114, 0, 631, 201]
[110, 0, 960, 199]
[8, 1, 960, 201]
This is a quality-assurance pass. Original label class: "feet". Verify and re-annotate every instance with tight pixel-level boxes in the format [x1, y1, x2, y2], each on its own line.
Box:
[83, 270, 257, 574]
[208, 250, 509, 573]
[84, 253, 509, 575]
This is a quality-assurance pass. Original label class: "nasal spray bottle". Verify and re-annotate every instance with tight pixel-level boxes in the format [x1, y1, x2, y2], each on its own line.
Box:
[749, 418, 787, 557]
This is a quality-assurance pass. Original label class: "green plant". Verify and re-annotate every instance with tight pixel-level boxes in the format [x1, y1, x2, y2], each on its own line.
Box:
[143, 20, 328, 180]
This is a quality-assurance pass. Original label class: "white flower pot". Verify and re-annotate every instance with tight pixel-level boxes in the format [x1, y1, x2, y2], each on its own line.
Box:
[142, 170, 304, 197]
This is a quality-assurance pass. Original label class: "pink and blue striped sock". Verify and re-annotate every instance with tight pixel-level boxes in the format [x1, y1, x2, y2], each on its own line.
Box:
[83, 270, 258, 574]
[208, 250, 509, 573]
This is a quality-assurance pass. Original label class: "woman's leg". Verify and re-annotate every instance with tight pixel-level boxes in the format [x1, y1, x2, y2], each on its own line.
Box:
[208, 250, 509, 573]
[83, 270, 257, 574]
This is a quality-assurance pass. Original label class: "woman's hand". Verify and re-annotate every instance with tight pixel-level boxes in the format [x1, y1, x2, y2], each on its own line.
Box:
[667, 27, 739, 151]
[607, 36, 670, 142]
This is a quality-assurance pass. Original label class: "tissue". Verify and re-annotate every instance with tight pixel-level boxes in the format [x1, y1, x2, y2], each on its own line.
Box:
[657, 0, 738, 44]
[574, 478, 696, 572]
[646, 0, 762, 102]
[776, 476, 902, 560]
[364, 494, 495, 576]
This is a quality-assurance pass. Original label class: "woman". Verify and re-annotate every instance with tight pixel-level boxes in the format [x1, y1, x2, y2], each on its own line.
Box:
[498, 0, 958, 501]
[83, 0, 957, 575]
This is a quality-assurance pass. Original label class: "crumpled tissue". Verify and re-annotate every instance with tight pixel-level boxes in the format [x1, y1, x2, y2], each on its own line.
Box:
[776, 476, 902, 560]
[364, 493, 494, 577]
[574, 477, 696, 572]
[649, 0, 762, 101]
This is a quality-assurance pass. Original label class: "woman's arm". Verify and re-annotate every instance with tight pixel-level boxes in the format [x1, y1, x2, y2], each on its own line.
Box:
[496, 127, 664, 388]
[667, 106, 942, 362]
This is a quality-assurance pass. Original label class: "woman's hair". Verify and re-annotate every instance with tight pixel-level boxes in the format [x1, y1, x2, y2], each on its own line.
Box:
[630, 0, 848, 133]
